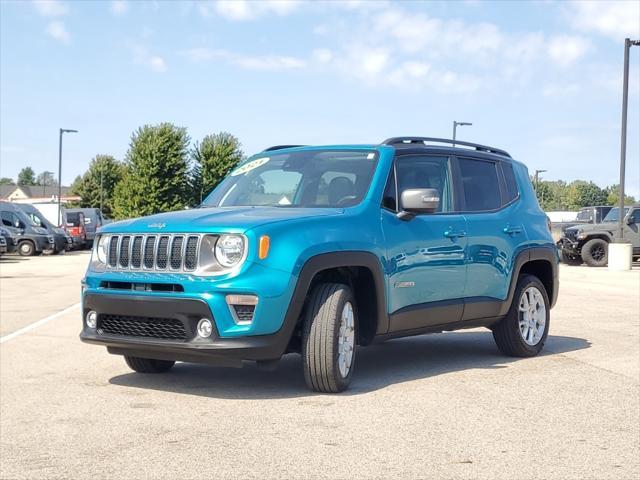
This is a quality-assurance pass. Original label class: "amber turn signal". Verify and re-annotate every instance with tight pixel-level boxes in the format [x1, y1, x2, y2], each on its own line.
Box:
[259, 235, 270, 259]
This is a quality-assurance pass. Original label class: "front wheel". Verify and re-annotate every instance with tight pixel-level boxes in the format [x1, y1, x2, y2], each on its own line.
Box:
[492, 274, 550, 357]
[581, 238, 608, 267]
[18, 241, 35, 256]
[124, 356, 175, 373]
[302, 283, 356, 393]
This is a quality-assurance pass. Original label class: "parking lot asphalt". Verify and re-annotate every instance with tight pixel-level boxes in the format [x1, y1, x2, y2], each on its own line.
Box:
[0, 254, 638, 480]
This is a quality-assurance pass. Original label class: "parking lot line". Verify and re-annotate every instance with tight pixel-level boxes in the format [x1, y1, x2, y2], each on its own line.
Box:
[0, 302, 80, 344]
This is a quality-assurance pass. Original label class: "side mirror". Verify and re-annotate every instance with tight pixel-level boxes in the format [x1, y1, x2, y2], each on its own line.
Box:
[626, 215, 635, 225]
[398, 188, 440, 220]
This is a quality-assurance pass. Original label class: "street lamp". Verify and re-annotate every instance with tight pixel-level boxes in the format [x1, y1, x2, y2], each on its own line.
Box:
[452, 121, 472, 146]
[616, 38, 640, 241]
[58, 128, 78, 226]
[534, 169, 547, 192]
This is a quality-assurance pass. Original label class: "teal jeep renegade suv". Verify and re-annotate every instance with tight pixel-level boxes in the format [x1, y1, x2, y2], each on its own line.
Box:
[81, 137, 559, 393]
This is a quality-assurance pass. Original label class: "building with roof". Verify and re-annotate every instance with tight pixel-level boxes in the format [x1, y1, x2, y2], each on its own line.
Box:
[0, 184, 79, 204]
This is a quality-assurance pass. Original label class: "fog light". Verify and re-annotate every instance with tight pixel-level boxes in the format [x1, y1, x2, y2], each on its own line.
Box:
[86, 310, 97, 329]
[197, 318, 213, 338]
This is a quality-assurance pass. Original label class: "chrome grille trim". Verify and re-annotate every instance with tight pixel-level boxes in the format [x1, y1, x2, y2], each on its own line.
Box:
[103, 234, 205, 273]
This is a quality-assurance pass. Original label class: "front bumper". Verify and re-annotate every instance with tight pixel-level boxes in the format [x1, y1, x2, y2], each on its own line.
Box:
[557, 237, 580, 255]
[80, 293, 297, 365]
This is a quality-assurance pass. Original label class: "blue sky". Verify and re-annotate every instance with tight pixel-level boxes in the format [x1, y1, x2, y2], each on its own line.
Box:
[1, 0, 639, 197]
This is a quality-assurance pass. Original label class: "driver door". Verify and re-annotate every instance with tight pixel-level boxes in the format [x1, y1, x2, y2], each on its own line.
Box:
[381, 154, 467, 332]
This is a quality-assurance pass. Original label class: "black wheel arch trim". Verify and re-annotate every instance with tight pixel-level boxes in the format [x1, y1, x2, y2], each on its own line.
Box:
[499, 245, 559, 316]
[292, 251, 389, 338]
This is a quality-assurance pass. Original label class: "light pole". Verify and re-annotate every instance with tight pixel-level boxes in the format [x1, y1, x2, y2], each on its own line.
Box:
[100, 168, 103, 213]
[616, 38, 639, 241]
[534, 169, 547, 193]
[452, 121, 472, 146]
[58, 128, 78, 226]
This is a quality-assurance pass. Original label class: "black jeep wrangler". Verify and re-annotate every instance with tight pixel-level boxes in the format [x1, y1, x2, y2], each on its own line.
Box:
[559, 205, 640, 266]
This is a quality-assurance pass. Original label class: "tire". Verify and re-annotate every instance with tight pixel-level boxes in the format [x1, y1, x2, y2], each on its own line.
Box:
[581, 238, 608, 267]
[124, 356, 175, 373]
[492, 274, 550, 357]
[18, 241, 35, 256]
[302, 283, 357, 393]
[561, 251, 582, 266]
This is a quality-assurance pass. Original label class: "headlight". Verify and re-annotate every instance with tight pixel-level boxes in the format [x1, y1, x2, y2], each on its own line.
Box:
[576, 229, 586, 240]
[215, 234, 245, 268]
[95, 235, 109, 264]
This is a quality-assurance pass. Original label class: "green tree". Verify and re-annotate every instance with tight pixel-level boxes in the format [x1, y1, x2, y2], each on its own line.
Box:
[0, 177, 13, 185]
[604, 184, 637, 206]
[565, 181, 608, 210]
[71, 155, 124, 217]
[191, 132, 243, 204]
[17, 167, 36, 185]
[113, 123, 190, 219]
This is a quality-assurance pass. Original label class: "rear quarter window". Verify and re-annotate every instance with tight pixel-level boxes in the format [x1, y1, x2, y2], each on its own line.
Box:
[500, 163, 519, 203]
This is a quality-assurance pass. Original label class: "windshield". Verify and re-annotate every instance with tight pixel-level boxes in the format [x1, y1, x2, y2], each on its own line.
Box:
[202, 149, 379, 208]
[602, 207, 630, 223]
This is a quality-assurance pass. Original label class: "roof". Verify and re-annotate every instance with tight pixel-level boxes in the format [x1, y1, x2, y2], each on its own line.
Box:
[0, 184, 73, 199]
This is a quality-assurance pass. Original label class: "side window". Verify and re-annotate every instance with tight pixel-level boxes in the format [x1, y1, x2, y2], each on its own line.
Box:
[395, 155, 452, 213]
[630, 209, 640, 223]
[500, 163, 519, 203]
[458, 158, 501, 212]
[1, 211, 12, 227]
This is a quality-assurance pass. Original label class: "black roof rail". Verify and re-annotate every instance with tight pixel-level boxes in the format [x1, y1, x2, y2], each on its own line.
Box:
[381, 137, 511, 158]
[263, 145, 305, 152]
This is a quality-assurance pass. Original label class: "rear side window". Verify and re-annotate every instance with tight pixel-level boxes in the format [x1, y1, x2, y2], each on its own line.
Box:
[458, 158, 501, 212]
[501, 163, 519, 203]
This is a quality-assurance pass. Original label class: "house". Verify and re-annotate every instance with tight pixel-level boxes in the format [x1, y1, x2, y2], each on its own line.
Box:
[0, 184, 80, 203]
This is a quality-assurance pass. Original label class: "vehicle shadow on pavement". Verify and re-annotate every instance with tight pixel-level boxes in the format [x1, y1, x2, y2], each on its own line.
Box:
[109, 331, 590, 399]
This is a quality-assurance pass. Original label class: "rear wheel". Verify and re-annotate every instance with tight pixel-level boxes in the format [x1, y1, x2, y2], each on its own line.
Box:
[561, 251, 582, 266]
[124, 356, 175, 373]
[492, 274, 550, 357]
[582, 238, 608, 267]
[18, 241, 35, 256]
[302, 283, 356, 393]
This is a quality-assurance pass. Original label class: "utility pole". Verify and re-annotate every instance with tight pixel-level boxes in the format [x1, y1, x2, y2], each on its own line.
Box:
[616, 38, 639, 241]
[100, 167, 104, 212]
[534, 169, 547, 193]
[452, 121, 472, 146]
[58, 128, 78, 226]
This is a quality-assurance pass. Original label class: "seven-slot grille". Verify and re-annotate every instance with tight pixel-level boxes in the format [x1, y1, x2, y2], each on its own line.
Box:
[105, 234, 201, 272]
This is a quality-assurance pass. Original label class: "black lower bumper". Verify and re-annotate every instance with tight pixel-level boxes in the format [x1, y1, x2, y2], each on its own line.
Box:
[80, 293, 297, 366]
[557, 237, 580, 255]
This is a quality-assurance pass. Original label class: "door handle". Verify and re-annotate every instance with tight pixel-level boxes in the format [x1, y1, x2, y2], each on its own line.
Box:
[503, 225, 523, 235]
[444, 229, 466, 239]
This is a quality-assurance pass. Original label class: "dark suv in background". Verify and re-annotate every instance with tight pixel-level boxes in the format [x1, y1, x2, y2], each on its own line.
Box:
[559, 205, 639, 266]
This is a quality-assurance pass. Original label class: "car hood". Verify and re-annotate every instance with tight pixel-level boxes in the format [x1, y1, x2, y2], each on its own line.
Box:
[99, 206, 345, 234]
[565, 223, 616, 234]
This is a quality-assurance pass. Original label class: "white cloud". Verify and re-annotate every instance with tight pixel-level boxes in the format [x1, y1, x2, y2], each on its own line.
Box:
[110, 0, 129, 16]
[131, 44, 167, 72]
[183, 47, 305, 71]
[210, 0, 300, 21]
[312, 48, 333, 64]
[234, 54, 305, 70]
[46, 21, 70, 44]
[547, 35, 590, 66]
[33, 0, 68, 17]
[568, 1, 640, 40]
